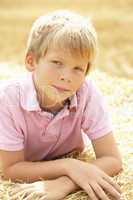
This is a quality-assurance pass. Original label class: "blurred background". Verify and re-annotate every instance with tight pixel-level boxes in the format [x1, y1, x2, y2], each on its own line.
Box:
[0, 0, 133, 79]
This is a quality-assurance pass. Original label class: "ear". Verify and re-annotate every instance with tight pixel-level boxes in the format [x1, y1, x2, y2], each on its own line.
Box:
[25, 52, 36, 72]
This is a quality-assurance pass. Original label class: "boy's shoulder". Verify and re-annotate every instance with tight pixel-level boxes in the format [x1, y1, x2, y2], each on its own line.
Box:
[77, 75, 101, 99]
[75, 75, 105, 109]
[0, 75, 26, 106]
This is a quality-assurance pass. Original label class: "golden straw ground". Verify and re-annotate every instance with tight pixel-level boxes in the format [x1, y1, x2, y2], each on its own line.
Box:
[0, 70, 133, 200]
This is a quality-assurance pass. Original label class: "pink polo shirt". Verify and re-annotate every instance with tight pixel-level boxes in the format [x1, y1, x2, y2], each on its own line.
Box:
[0, 72, 112, 161]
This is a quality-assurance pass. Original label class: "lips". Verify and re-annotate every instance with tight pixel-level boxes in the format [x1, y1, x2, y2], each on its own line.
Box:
[52, 85, 69, 91]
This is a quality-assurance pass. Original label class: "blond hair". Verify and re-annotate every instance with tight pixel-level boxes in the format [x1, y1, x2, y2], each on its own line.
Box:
[26, 10, 98, 74]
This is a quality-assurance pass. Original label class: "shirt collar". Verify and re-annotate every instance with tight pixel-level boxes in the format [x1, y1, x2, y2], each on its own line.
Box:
[20, 72, 77, 113]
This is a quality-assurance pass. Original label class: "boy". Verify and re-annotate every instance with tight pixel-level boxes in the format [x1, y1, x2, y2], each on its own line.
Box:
[0, 10, 122, 200]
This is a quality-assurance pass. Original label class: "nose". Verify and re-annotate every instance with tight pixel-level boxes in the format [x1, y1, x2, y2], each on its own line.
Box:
[59, 69, 71, 83]
[60, 76, 71, 83]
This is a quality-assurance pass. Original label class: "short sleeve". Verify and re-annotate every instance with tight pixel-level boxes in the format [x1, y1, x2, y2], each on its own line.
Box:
[0, 97, 24, 151]
[81, 80, 113, 140]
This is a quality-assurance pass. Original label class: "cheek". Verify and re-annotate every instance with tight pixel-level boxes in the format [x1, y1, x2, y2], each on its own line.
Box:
[71, 74, 85, 90]
[45, 68, 59, 82]
[73, 73, 85, 83]
[46, 67, 58, 75]
[37, 66, 59, 82]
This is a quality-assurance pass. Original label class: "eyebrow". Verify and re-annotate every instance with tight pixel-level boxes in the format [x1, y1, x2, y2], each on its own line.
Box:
[50, 56, 86, 69]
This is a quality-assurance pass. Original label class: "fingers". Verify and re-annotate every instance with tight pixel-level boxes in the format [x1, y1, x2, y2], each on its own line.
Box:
[10, 182, 47, 200]
[90, 182, 110, 200]
[23, 191, 44, 200]
[23, 191, 37, 200]
[82, 180, 121, 200]
[83, 183, 99, 200]
[99, 179, 121, 200]
[10, 184, 32, 196]
[11, 188, 34, 200]
[39, 195, 47, 200]
[103, 174, 122, 193]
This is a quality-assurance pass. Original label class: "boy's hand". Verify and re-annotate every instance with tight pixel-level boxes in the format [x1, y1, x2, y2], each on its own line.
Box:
[10, 177, 71, 200]
[65, 158, 122, 200]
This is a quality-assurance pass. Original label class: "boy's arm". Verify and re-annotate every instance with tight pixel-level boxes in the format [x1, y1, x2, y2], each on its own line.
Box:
[91, 132, 123, 176]
[0, 149, 80, 196]
[1, 132, 122, 183]
[46, 132, 123, 194]
[0, 132, 122, 194]
[0, 149, 70, 183]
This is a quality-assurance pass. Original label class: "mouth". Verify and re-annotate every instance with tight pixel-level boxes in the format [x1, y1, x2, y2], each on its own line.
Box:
[52, 85, 70, 92]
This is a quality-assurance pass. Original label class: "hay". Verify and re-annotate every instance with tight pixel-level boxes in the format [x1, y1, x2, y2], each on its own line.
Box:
[0, 70, 133, 200]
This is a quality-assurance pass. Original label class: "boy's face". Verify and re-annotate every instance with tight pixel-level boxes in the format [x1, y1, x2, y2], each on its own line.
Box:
[26, 46, 88, 108]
